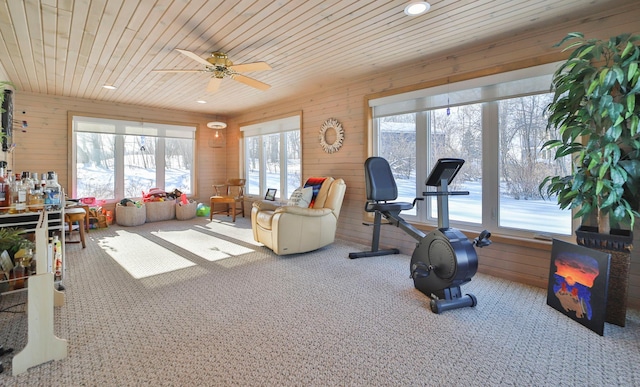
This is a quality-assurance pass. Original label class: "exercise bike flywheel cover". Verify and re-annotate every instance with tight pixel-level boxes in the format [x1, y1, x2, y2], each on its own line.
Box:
[410, 228, 478, 293]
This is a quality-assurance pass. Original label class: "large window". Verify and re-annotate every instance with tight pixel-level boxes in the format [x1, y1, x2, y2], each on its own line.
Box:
[371, 64, 573, 237]
[72, 115, 195, 201]
[241, 114, 301, 200]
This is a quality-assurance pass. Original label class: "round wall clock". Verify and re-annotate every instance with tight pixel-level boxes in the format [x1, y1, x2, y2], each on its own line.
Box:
[319, 118, 344, 154]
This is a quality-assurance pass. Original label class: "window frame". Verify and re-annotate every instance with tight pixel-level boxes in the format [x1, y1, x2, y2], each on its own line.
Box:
[70, 113, 196, 202]
[367, 63, 579, 240]
[240, 113, 302, 200]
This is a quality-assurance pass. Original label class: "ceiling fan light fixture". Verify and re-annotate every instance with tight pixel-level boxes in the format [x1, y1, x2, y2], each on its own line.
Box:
[207, 121, 227, 129]
[404, 1, 430, 16]
[155, 49, 271, 92]
[209, 52, 231, 67]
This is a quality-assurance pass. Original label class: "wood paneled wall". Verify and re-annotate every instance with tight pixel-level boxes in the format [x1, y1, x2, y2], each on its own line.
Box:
[6, 3, 640, 309]
[7, 92, 227, 206]
[226, 3, 640, 308]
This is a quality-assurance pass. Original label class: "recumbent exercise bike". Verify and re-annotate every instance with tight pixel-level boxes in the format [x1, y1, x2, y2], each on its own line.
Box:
[349, 157, 491, 313]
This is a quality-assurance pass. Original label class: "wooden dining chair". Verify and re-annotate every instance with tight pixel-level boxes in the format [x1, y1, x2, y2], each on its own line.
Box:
[209, 178, 246, 222]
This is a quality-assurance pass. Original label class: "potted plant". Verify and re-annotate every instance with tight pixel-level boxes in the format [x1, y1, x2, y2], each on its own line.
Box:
[0, 81, 13, 142]
[0, 227, 34, 260]
[540, 32, 640, 326]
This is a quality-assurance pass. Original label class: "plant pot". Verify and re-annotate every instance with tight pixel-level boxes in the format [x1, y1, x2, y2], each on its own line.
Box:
[575, 226, 632, 327]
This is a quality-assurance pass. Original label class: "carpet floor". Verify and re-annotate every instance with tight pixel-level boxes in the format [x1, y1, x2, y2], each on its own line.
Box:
[0, 215, 638, 386]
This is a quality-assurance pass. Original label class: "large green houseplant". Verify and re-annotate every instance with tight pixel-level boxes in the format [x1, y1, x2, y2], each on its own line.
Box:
[540, 32, 640, 236]
[0, 81, 13, 141]
[540, 32, 640, 327]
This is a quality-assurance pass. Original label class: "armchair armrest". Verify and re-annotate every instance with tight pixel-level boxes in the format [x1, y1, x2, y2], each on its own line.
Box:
[252, 200, 281, 211]
[275, 206, 333, 217]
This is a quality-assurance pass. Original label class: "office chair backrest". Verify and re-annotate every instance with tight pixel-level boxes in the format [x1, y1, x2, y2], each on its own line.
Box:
[364, 157, 398, 202]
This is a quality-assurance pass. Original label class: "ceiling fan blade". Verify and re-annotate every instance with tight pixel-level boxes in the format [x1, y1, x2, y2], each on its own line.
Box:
[229, 62, 271, 73]
[151, 69, 203, 73]
[175, 49, 212, 67]
[232, 74, 270, 91]
[207, 77, 223, 93]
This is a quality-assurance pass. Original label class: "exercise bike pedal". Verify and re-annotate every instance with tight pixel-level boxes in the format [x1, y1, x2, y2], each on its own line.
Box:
[473, 230, 492, 247]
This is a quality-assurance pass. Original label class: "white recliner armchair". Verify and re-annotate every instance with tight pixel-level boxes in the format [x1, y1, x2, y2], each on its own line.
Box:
[251, 177, 346, 255]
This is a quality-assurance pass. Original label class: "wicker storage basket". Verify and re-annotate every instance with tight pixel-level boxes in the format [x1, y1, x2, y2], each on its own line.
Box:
[115, 204, 146, 226]
[145, 200, 176, 222]
[175, 202, 197, 220]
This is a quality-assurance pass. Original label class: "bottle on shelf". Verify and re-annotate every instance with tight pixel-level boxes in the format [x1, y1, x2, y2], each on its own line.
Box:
[28, 248, 36, 275]
[45, 171, 62, 210]
[21, 171, 31, 191]
[13, 258, 25, 290]
[9, 173, 27, 214]
[53, 235, 62, 281]
[7, 172, 16, 214]
[40, 173, 47, 208]
[23, 248, 35, 275]
[16, 173, 29, 214]
[0, 161, 9, 213]
[27, 171, 44, 212]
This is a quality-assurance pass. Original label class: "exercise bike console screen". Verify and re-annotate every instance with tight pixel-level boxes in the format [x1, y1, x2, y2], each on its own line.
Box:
[425, 158, 465, 187]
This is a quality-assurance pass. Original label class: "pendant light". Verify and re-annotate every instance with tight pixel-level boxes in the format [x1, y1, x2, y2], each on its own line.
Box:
[207, 121, 227, 148]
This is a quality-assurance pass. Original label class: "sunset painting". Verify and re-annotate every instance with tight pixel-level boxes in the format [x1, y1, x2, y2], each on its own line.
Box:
[547, 239, 611, 335]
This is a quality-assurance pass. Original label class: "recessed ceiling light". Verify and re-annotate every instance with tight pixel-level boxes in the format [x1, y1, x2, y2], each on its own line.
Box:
[196, 100, 207, 104]
[404, 1, 430, 16]
[102, 85, 117, 90]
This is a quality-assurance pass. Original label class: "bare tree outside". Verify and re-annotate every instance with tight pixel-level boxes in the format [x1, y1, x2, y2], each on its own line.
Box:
[246, 136, 261, 195]
[375, 91, 571, 234]
[245, 130, 301, 198]
[431, 105, 482, 187]
[75, 121, 195, 200]
[498, 94, 567, 200]
[379, 114, 416, 179]
[286, 131, 301, 195]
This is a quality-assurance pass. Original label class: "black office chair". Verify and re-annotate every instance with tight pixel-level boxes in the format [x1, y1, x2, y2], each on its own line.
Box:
[349, 157, 424, 259]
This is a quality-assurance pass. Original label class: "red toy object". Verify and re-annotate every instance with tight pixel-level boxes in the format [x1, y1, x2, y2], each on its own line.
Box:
[142, 188, 167, 202]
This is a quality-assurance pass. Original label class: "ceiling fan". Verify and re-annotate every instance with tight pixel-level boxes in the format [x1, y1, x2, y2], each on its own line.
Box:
[152, 49, 271, 92]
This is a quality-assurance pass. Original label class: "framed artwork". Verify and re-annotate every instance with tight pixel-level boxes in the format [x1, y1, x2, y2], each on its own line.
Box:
[264, 188, 277, 201]
[547, 239, 611, 335]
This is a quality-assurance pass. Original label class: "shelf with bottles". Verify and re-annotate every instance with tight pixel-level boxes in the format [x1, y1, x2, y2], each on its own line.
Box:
[0, 235, 63, 294]
[0, 210, 65, 296]
[0, 165, 63, 218]
[0, 247, 35, 293]
[10, 208, 68, 376]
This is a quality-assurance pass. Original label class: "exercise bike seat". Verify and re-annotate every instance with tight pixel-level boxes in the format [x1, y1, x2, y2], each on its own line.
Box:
[364, 157, 412, 206]
[365, 201, 413, 213]
[363, 156, 420, 216]
[349, 157, 423, 259]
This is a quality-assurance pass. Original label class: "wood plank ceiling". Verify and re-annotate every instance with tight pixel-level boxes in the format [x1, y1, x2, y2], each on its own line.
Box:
[0, 0, 631, 116]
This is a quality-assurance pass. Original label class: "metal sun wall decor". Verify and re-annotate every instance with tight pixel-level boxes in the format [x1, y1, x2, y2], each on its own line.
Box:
[319, 118, 344, 154]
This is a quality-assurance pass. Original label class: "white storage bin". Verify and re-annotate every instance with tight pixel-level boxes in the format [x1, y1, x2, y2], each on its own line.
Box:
[115, 204, 146, 226]
[176, 201, 197, 220]
[145, 200, 176, 222]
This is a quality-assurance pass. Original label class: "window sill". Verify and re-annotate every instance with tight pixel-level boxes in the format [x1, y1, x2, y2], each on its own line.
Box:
[410, 222, 558, 251]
